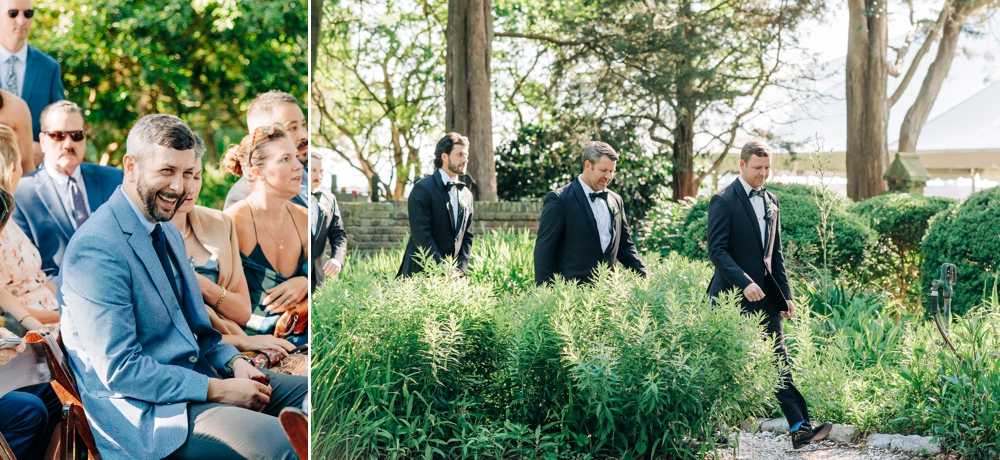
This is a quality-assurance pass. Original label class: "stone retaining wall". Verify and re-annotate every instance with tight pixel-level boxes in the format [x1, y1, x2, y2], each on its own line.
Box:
[340, 201, 543, 253]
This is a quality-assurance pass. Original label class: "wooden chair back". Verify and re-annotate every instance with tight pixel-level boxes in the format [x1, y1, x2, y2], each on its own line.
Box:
[24, 330, 101, 460]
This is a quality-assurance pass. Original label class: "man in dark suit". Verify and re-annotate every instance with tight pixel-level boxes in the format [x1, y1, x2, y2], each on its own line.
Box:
[13, 100, 122, 281]
[534, 141, 646, 286]
[397, 132, 474, 278]
[706, 140, 832, 449]
[310, 150, 347, 292]
[0, 0, 67, 172]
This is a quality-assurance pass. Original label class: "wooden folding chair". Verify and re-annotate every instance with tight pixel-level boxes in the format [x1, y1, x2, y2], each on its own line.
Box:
[278, 407, 309, 459]
[0, 434, 15, 460]
[24, 331, 101, 460]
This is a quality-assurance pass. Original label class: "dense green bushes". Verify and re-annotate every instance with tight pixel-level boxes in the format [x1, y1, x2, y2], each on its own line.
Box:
[312, 231, 779, 459]
[921, 186, 1000, 315]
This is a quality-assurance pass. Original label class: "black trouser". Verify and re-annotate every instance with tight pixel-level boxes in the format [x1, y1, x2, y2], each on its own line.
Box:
[759, 313, 810, 429]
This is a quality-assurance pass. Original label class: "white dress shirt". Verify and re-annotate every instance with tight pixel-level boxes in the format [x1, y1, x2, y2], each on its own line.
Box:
[439, 169, 459, 227]
[578, 176, 613, 252]
[0, 43, 28, 97]
[738, 175, 767, 247]
[45, 163, 91, 230]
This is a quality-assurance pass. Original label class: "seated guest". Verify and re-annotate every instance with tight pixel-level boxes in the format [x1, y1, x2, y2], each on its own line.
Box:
[0, 123, 59, 325]
[310, 149, 347, 292]
[224, 91, 308, 209]
[223, 124, 308, 347]
[13, 100, 122, 280]
[0, 182, 59, 460]
[169, 137, 304, 375]
[60, 114, 306, 459]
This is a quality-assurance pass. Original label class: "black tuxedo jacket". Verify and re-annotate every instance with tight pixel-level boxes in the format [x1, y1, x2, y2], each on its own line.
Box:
[311, 189, 348, 292]
[706, 179, 792, 315]
[397, 171, 475, 277]
[534, 179, 647, 285]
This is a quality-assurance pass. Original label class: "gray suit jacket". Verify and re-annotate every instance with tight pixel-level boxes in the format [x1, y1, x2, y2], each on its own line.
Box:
[59, 188, 241, 460]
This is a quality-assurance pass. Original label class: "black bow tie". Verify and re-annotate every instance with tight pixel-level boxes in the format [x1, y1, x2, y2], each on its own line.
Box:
[748, 188, 767, 199]
[445, 181, 466, 191]
[589, 191, 608, 202]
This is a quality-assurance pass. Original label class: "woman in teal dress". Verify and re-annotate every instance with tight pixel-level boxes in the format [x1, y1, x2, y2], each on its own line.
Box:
[222, 124, 309, 346]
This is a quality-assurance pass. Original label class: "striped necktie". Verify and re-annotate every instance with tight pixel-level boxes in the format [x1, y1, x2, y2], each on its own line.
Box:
[5, 55, 17, 96]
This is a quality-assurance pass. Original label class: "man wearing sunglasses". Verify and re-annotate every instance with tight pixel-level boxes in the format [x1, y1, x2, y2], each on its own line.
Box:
[12, 100, 122, 281]
[0, 0, 66, 174]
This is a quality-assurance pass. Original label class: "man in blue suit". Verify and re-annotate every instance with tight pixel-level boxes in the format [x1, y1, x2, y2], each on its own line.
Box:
[13, 101, 121, 281]
[0, 0, 66, 173]
[60, 114, 305, 460]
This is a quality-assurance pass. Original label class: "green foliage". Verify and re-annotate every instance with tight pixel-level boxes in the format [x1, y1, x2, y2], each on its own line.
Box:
[312, 230, 779, 459]
[637, 195, 710, 260]
[495, 122, 671, 224]
[34, 0, 307, 165]
[852, 193, 956, 306]
[197, 162, 239, 210]
[921, 186, 1000, 316]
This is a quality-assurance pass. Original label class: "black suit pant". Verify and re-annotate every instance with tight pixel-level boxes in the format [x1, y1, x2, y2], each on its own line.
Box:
[757, 312, 810, 429]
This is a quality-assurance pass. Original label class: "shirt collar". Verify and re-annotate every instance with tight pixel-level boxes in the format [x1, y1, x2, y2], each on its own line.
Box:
[737, 175, 762, 197]
[577, 175, 597, 196]
[0, 42, 28, 62]
[44, 162, 83, 186]
[438, 168, 454, 186]
[123, 189, 159, 236]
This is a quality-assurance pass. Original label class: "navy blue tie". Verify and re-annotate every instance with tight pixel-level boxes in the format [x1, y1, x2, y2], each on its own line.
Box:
[151, 225, 180, 303]
[68, 177, 89, 227]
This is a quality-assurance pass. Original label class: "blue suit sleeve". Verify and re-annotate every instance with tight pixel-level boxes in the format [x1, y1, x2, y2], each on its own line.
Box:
[60, 233, 211, 404]
[51, 62, 66, 102]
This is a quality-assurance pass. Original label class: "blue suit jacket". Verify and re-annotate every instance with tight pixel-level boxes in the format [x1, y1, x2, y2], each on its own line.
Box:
[59, 188, 241, 460]
[24, 46, 66, 143]
[12, 163, 123, 280]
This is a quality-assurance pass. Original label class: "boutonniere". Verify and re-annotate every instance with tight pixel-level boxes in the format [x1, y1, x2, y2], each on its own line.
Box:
[609, 205, 619, 217]
[764, 196, 778, 217]
[459, 199, 470, 212]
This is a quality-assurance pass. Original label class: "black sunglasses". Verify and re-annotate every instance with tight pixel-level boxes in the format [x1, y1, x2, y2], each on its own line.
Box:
[42, 130, 85, 142]
[7, 9, 33, 19]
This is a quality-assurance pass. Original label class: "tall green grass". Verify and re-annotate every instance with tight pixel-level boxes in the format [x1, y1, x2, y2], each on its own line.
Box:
[312, 230, 779, 459]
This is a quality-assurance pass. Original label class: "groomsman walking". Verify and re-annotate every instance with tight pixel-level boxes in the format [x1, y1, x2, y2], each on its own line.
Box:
[397, 133, 475, 278]
[706, 140, 832, 449]
[533, 141, 646, 286]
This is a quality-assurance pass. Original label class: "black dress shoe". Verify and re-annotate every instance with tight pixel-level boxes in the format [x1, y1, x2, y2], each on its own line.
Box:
[791, 422, 833, 449]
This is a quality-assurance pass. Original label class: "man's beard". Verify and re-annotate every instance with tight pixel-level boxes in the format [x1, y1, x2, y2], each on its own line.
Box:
[137, 175, 186, 222]
[448, 162, 466, 177]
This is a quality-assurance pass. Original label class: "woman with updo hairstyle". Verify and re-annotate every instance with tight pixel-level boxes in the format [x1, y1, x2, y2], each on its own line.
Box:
[222, 123, 309, 347]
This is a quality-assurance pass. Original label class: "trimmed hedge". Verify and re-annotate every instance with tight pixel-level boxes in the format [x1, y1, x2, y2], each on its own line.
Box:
[921, 186, 1000, 315]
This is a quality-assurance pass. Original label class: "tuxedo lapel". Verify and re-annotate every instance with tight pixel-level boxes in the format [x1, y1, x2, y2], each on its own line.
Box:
[35, 169, 74, 240]
[733, 180, 764, 251]
[435, 173, 457, 236]
[571, 180, 602, 248]
[763, 192, 778, 260]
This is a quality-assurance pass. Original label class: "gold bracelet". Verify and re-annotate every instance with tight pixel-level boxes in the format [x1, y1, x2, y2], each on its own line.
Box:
[214, 287, 227, 309]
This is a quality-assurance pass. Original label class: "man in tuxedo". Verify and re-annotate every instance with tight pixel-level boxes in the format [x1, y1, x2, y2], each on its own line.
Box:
[13, 100, 122, 281]
[60, 114, 305, 459]
[224, 91, 308, 209]
[397, 132, 474, 278]
[534, 141, 646, 286]
[310, 150, 347, 292]
[706, 140, 831, 449]
[0, 0, 67, 172]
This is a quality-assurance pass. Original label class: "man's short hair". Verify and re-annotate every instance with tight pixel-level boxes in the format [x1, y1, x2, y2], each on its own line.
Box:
[39, 100, 85, 132]
[246, 91, 300, 129]
[433, 132, 469, 169]
[126, 115, 198, 165]
[581, 141, 619, 169]
[740, 140, 771, 163]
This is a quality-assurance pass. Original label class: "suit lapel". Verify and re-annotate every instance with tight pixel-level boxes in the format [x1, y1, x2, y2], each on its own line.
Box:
[571, 180, 602, 248]
[80, 164, 103, 212]
[112, 193, 198, 349]
[35, 169, 74, 240]
[435, 173, 458, 236]
[603, 195, 619, 260]
[763, 192, 777, 259]
[733, 180, 764, 251]
[166, 223, 204, 342]
[21, 47, 37, 101]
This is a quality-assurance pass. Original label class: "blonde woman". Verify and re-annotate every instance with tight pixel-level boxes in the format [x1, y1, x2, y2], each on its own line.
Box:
[222, 124, 308, 346]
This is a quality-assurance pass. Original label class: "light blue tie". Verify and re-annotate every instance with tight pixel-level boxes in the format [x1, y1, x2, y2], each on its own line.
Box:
[5, 55, 17, 96]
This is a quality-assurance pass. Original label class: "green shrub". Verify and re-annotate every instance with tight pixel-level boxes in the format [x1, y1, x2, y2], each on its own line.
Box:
[852, 193, 955, 306]
[312, 231, 780, 459]
[921, 186, 1000, 316]
[638, 196, 710, 260]
[197, 162, 240, 210]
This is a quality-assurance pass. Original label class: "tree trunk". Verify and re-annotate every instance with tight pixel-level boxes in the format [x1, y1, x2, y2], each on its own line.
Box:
[203, 125, 219, 165]
[310, 0, 323, 78]
[670, 107, 698, 200]
[446, 0, 496, 201]
[845, 0, 888, 201]
[896, 3, 975, 153]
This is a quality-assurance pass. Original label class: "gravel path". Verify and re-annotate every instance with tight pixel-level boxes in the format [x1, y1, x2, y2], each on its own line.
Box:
[715, 431, 954, 460]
